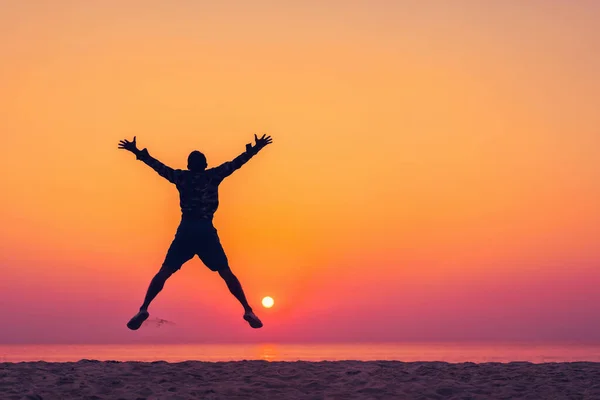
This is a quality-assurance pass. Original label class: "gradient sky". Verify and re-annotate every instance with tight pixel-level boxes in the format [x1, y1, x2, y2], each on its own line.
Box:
[1, 0, 599, 344]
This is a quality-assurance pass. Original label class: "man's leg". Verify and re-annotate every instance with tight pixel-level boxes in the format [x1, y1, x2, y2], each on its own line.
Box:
[197, 224, 263, 328]
[127, 267, 174, 330]
[127, 226, 194, 331]
[218, 268, 263, 329]
[218, 267, 252, 313]
[140, 267, 174, 312]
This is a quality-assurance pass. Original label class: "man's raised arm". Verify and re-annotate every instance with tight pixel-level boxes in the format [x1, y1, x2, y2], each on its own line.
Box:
[118, 136, 180, 184]
[213, 134, 273, 180]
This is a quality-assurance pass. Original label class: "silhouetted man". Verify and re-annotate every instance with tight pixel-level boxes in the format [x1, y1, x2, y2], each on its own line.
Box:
[118, 134, 273, 330]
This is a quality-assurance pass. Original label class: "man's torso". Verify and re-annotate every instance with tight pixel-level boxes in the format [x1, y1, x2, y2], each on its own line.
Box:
[175, 169, 222, 220]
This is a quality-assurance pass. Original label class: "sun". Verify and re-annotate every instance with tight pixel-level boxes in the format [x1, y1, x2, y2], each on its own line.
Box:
[261, 296, 274, 308]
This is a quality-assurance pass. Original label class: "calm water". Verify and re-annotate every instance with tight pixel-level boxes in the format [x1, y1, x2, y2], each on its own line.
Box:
[1, 343, 600, 363]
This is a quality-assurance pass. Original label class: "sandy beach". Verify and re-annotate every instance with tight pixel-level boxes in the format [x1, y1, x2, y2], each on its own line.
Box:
[2, 360, 600, 399]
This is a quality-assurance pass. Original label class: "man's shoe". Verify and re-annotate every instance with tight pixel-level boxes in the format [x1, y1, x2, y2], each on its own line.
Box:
[243, 311, 263, 329]
[127, 310, 150, 330]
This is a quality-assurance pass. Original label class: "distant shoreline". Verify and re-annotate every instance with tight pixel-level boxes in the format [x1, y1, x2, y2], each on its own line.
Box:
[2, 342, 600, 364]
[2, 360, 599, 399]
[3, 360, 600, 364]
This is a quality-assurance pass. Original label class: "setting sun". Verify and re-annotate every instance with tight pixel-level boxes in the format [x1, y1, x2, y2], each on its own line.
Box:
[262, 296, 274, 308]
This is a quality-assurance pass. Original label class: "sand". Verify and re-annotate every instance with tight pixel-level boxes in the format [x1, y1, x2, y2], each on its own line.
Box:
[2, 360, 600, 399]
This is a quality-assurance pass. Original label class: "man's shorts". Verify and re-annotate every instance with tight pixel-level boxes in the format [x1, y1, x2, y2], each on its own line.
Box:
[162, 219, 229, 272]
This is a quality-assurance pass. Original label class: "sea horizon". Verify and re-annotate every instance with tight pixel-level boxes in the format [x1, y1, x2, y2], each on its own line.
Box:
[2, 342, 600, 364]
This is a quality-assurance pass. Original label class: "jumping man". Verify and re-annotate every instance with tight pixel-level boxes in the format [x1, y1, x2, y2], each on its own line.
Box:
[118, 134, 273, 330]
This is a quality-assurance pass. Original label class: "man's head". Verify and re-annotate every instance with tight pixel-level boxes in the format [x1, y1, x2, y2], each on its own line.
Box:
[188, 150, 207, 172]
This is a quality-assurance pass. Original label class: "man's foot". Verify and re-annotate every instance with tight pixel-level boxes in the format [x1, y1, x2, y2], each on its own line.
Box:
[243, 311, 263, 329]
[127, 310, 150, 330]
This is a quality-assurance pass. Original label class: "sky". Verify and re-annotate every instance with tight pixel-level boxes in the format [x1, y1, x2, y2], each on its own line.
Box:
[0, 0, 599, 344]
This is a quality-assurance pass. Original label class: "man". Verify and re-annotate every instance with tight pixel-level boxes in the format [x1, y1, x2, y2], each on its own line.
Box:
[118, 134, 273, 330]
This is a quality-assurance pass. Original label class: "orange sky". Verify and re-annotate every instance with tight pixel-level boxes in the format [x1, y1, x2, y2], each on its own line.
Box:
[1, 1, 599, 344]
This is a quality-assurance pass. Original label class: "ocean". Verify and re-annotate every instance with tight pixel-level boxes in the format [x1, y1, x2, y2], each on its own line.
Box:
[2, 343, 600, 363]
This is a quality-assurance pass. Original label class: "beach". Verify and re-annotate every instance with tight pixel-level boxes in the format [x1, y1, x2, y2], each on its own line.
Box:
[2, 360, 600, 399]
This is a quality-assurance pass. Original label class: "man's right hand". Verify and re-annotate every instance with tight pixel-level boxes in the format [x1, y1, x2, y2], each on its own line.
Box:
[118, 136, 139, 154]
[253, 134, 273, 151]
